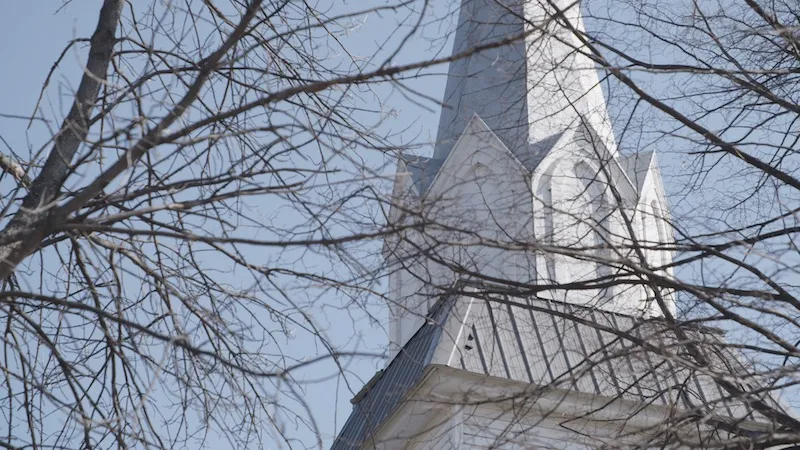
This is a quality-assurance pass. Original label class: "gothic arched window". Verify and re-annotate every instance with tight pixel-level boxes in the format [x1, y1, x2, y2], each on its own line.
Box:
[649, 199, 666, 268]
[574, 161, 605, 247]
[534, 173, 556, 283]
[535, 159, 614, 304]
[574, 162, 610, 283]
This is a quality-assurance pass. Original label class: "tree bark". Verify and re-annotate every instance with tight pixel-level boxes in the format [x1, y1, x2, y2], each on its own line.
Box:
[0, 0, 123, 280]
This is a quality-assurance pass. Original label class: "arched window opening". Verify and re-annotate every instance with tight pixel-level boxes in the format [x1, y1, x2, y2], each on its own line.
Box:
[650, 200, 666, 268]
[534, 174, 556, 283]
[573, 162, 610, 288]
[640, 206, 648, 248]
[577, 162, 612, 226]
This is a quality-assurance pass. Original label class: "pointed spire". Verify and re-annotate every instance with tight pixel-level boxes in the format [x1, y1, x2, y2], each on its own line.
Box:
[434, 0, 615, 164]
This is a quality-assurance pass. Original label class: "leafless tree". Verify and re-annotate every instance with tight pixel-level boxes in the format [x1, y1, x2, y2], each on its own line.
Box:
[581, 1, 800, 447]
[2, 0, 800, 449]
[0, 1, 475, 448]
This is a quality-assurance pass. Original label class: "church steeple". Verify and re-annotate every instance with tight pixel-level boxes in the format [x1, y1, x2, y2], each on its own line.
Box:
[387, 0, 676, 352]
[434, 0, 615, 164]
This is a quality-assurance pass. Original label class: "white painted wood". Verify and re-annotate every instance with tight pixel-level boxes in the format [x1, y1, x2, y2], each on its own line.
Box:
[370, 365, 748, 449]
[434, 0, 616, 161]
[386, 0, 677, 349]
[367, 2, 753, 449]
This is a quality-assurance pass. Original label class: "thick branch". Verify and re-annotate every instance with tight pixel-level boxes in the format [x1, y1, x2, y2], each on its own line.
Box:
[0, 0, 123, 277]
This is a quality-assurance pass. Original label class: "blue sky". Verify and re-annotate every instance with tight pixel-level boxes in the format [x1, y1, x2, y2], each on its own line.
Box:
[2, 0, 797, 448]
[0, 1, 452, 447]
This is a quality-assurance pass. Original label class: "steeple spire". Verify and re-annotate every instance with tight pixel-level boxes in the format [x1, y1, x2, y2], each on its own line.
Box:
[434, 0, 615, 163]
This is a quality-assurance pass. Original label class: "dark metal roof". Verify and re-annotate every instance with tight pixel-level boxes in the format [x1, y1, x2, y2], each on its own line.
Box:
[330, 298, 454, 450]
[518, 131, 565, 171]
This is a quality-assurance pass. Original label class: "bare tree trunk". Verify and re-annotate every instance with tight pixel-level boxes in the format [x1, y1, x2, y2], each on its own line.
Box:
[0, 0, 123, 279]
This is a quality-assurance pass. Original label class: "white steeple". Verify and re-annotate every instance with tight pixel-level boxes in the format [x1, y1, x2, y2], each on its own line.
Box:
[331, 4, 776, 449]
[435, 0, 615, 163]
[386, 0, 675, 352]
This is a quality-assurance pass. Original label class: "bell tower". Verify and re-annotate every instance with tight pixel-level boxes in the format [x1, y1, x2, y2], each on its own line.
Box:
[385, 0, 675, 351]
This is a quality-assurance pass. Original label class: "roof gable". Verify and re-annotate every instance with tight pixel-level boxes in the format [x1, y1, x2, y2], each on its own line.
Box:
[619, 151, 655, 194]
[403, 114, 568, 199]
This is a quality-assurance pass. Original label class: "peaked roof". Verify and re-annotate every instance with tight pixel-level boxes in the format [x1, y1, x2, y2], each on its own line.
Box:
[434, 0, 527, 161]
[402, 115, 566, 197]
[331, 288, 786, 449]
[399, 154, 441, 197]
[619, 151, 654, 193]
